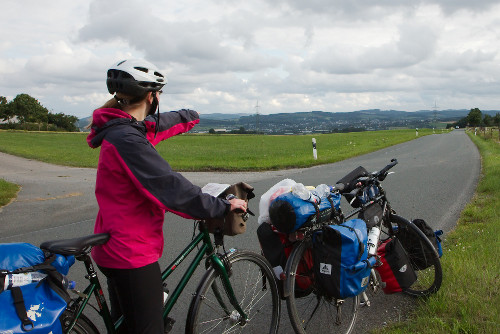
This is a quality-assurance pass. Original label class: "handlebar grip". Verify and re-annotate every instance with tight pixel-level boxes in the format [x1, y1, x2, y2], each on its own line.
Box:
[334, 183, 345, 192]
[377, 158, 398, 179]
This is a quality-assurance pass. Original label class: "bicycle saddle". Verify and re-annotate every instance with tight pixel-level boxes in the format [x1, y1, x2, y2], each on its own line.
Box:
[40, 233, 110, 255]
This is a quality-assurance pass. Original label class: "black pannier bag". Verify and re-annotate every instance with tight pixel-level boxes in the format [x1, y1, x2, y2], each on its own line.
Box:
[257, 223, 314, 299]
[412, 219, 443, 257]
[375, 238, 417, 294]
[396, 219, 442, 270]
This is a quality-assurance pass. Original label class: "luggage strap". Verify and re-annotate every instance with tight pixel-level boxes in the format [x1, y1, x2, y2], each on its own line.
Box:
[342, 225, 365, 261]
[8, 254, 58, 275]
[11, 286, 34, 331]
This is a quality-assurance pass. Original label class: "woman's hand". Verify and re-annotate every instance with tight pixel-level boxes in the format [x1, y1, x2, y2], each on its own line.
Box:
[229, 198, 247, 213]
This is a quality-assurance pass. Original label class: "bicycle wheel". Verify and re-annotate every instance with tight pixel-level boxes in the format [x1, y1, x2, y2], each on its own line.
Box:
[390, 214, 442, 297]
[285, 239, 359, 334]
[186, 250, 280, 334]
[61, 311, 100, 334]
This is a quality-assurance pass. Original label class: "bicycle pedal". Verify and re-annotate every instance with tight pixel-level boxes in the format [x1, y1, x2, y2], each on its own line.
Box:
[164, 317, 175, 333]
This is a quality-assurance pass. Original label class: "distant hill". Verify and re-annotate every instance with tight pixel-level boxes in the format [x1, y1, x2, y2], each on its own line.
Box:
[77, 116, 92, 130]
[199, 113, 251, 120]
[78, 109, 499, 133]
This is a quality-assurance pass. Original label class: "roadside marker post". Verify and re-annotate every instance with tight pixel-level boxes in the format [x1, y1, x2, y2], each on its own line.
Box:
[312, 138, 317, 160]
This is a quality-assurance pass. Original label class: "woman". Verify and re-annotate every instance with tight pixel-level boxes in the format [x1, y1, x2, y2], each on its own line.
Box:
[87, 59, 247, 333]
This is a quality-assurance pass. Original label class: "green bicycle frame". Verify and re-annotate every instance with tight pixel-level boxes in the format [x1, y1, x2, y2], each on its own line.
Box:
[64, 222, 247, 333]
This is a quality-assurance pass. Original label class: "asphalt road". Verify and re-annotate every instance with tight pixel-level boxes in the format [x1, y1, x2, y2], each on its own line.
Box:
[0, 129, 480, 333]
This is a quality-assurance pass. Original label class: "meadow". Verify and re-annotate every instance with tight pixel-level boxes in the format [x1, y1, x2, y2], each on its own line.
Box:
[0, 129, 436, 170]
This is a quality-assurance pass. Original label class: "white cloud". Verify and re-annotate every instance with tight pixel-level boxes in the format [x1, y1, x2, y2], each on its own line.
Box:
[1, 0, 500, 119]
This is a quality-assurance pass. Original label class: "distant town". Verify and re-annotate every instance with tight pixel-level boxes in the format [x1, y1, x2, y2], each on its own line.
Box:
[193, 109, 499, 135]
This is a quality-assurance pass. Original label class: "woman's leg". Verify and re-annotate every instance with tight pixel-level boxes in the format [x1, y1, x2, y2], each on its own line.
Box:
[99, 262, 164, 334]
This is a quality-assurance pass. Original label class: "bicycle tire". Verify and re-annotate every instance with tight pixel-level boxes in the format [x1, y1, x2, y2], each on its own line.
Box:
[61, 311, 100, 334]
[389, 214, 443, 297]
[186, 249, 280, 334]
[285, 239, 359, 334]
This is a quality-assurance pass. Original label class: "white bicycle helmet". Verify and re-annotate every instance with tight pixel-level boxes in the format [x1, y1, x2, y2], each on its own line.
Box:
[106, 59, 167, 97]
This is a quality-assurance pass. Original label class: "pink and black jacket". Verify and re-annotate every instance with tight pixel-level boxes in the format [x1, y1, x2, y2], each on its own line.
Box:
[87, 108, 229, 269]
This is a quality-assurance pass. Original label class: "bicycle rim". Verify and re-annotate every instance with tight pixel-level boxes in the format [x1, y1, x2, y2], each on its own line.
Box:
[285, 240, 358, 334]
[186, 250, 280, 334]
[390, 214, 443, 297]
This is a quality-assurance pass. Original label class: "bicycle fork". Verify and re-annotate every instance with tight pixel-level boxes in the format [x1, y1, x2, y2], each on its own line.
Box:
[209, 253, 249, 326]
[360, 268, 381, 307]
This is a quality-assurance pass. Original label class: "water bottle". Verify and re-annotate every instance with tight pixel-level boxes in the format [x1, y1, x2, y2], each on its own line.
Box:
[313, 184, 332, 198]
[291, 183, 319, 203]
[367, 226, 381, 256]
[2, 272, 75, 291]
[3, 272, 47, 290]
[61, 275, 76, 290]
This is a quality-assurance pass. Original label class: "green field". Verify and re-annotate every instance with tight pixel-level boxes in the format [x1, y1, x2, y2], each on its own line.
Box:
[0, 129, 437, 170]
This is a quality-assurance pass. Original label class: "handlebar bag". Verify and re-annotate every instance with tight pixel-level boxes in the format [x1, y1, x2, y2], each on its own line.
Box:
[375, 238, 417, 294]
[312, 219, 375, 299]
[358, 202, 383, 228]
[0, 243, 75, 333]
[268, 192, 341, 234]
[206, 182, 255, 236]
[336, 166, 368, 193]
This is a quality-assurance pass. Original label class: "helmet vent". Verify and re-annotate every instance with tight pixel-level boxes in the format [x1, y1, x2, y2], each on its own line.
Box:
[134, 66, 149, 73]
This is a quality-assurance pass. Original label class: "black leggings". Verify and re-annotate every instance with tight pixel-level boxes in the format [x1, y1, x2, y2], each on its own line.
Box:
[98, 262, 164, 334]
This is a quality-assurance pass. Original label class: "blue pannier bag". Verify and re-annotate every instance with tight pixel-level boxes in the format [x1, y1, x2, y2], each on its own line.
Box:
[0, 243, 75, 333]
[312, 219, 376, 299]
[269, 192, 341, 233]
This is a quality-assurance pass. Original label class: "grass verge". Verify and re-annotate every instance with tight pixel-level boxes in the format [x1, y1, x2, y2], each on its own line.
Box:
[0, 179, 20, 207]
[374, 132, 500, 333]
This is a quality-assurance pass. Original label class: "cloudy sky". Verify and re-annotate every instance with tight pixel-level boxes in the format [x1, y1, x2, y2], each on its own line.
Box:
[2, 0, 500, 119]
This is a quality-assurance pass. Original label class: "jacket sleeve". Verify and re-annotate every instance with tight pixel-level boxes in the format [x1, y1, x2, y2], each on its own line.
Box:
[110, 128, 229, 220]
[145, 109, 199, 146]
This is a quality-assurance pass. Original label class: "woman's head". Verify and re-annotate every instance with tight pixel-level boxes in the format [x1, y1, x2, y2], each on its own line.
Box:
[107, 59, 166, 97]
[101, 59, 166, 118]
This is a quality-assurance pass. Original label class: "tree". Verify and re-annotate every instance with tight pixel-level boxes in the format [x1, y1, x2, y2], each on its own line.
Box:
[467, 108, 482, 127]
[209, 128, 216, 134]
[494, 113, 500, 126]
[9, 94, 49, 126]
[483, 114, 493, 126]
[0, 96, 15, 123]
[48, 112, 79, 132]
